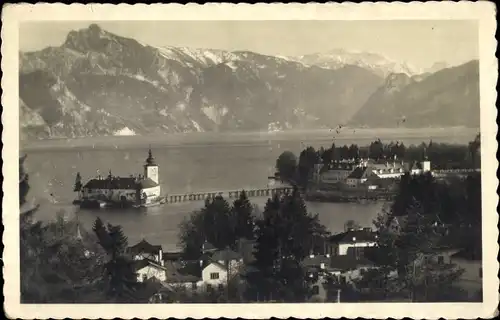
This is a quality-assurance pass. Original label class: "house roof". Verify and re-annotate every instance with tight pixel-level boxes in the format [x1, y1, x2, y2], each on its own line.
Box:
[347, 167, 372, 179]
[202, 241, 217, 252]
[129, 239, 162, 255]
[83, 177, 159, 190]
[163, 261, 202, 283]
[212, 249, 243, 262]
[206, 261, 227, 270]
[329, 255, 375, 272]
[326, 163, 356, 171]
[451, 246, 482, 261]
[137, 178, 159, 189]
[163, 251, 183, 261]
[134, 258, 166, 272]
[302, 255, 331, 268]
[329, 229, 377, 244]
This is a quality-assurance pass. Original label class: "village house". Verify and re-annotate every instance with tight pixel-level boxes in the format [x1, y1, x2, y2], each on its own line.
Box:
[326, 228, 378, 257]
[134, 258, 169, 283]
[129, 239, 164, 264]
[132, 239, 246, 295]
[314, 162, 357, 185]
[302, 252, 379, 302]
[343, 167, 377, 188]
[312, 158, 432, 190]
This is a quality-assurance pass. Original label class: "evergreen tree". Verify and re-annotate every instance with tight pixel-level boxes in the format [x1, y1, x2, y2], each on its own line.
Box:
[74, 172, 83, 193]
[275, 151, 298, 183]
[297, 146, 319, 188]
[369, 139, 384, 160]
[231, 191, 255, 240]
[179, 195, 236, 259]
[19, 154, 30, 207]
[357, 174, 469, 302]
[20, 156, 104, 303]
[246, 190, 327, 302]
[92, 218, 140, 302]
[468, 133, 481, 168]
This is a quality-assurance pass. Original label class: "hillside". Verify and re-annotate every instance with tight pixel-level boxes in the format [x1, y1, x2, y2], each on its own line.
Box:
[19, 24, 384, 140]
[349, 60, 480, 128]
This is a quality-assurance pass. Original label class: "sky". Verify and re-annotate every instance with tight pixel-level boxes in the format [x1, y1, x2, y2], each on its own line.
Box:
[19, 20, 478, 70]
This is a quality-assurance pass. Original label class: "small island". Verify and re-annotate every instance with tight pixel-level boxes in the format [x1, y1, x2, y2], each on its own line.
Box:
[73, 149, 165, 209]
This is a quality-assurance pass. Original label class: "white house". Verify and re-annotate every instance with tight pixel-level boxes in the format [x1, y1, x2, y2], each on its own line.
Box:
[135, 259, 168, 283]
[326, 228, 378, 256]
[319, 163, 357, 184]
[157, 248, 245, 294]
[129, 239, 164, 265]
[210, 249, 244, 277]
[302, 253, 379, 302]
[344, 167, 375, 188]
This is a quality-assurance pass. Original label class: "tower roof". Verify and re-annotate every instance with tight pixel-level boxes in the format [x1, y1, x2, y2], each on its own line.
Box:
[145, 147, 156, 166]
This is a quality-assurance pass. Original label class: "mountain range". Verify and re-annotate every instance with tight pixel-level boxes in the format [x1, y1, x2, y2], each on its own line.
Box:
[349, 60, 480, 128]
[19, 24, 480, 141]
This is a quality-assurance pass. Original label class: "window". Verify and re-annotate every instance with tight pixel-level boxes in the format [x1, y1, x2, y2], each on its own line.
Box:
[206, 284, 212, 292]
[479, 267, 483, 278]
[437, 256, 444, 265]
[218, 284, 224, 291]
[360, 268, 366, 276]
[192, 282, 197, 290]
[210, 272, 220, 280]
[142, 274, 147, 282]
[312, 285, 320, 295]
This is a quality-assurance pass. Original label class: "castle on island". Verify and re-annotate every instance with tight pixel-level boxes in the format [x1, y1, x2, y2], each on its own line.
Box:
[75, 149, 163, 208]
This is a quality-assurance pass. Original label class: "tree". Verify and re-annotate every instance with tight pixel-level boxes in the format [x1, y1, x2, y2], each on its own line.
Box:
[468, 133, 481, 168]
[246, 189, 327, 302]
[348, 144, 360, 160]
[356, 174, 469, 302]
[20, 156, 105, 303]
[369, 139, 384, 160]
[276, 151, 298, 182]
[74, 172, 83, 200]
[179, 195, 236, 259]
[231, 191, 255, 240]
[344, 219, 361, 231]
[92, 218, 141, 302]
[297, 146, 319, 188]
[339, 145, 350, 160]
[19, 154, 30, 207]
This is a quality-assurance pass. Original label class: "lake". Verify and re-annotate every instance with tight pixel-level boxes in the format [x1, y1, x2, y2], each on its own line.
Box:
[21, 128, 477, 251]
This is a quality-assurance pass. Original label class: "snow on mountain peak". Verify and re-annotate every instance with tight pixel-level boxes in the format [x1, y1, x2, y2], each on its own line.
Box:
[293, 48, 421, 77]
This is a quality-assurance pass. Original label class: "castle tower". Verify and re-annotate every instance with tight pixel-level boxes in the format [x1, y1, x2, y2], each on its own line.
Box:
[144, 148, 159, 184]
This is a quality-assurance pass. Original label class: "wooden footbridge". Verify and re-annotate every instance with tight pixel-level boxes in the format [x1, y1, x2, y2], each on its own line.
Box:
[166, 186, 293, 204]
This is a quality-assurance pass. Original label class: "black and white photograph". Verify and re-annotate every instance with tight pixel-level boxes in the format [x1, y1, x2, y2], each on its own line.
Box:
[3, 2, 498, 319]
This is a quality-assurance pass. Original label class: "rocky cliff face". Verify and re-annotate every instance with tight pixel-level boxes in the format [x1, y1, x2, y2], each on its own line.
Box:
[348, 60, 480, 128]
[19, 24, 384, 140]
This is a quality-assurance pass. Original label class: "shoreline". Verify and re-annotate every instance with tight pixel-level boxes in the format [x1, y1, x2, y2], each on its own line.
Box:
[21, 127, 478, 152]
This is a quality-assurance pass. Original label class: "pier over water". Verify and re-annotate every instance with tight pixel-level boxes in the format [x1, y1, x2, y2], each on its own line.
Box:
[167, 186, 293, 204]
